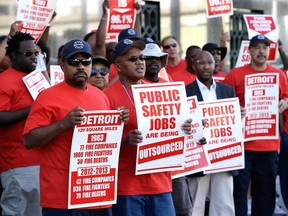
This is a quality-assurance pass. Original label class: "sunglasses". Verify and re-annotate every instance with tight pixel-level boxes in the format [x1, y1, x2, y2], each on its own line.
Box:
[16, 50, 40, 57]
[163, 43, 177, 49]
[211, 51, 221, 56]
[91, 68, 110, 76]
[145, 56, 162, 61]
[116, 55, 145, 63]
[66, 58, 92, 67]
[196, 60, 215, 66]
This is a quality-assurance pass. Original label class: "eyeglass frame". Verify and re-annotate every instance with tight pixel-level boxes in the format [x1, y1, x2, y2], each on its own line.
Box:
[115, 55, 146, 63]
[16, 50, 40, 57]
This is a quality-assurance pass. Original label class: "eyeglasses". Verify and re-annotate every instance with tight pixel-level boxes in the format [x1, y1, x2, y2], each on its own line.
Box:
[116, 55, 145, 63]
[91, 68, 110, 76]
[196, 60, 215, 66]
[145, 56, 162, 61]
[163, 43, 177, 49]
[66, 58, 92, 67]
[211, 51, 221, 56]
[16, 50, 39, 57]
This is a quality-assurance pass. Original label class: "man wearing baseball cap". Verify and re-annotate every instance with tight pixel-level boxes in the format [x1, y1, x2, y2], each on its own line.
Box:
[105, 38, 192, 216]
[224, 34, 288, 216]
[23, 39, 129, 216]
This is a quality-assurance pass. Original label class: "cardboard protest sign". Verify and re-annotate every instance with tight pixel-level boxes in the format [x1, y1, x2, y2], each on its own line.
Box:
[172, 96, 210, 179]
[132, 82, 190, 175]
[68, 110, 124, 209]
[198, 98, 244, 174]
[16, 0, 57, 42]
[235, 40, 250, 68]
[205, 0, 233, 18]
[22, 69, 50, 100]
[244, 14, 278, 62]
[107, 0, 136, 40]
[244, 73, 279, 141]
[50, 65, 64, 86]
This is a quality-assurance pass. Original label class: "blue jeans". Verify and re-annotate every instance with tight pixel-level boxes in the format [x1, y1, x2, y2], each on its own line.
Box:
[112, 193, 175, 216]
[233, 151, 278, 216]
[42, 207, 112, 216]
[279, 132, 288, 209]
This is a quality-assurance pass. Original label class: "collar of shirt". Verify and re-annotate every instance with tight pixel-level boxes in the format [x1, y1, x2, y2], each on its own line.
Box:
[196, 78, 217, 101]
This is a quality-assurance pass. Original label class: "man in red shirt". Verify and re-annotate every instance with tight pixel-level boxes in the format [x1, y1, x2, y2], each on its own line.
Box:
[224, 34, 288, 216]
[105, 38, 192, 216]
[23, 39, 128, 216]
[0, 32, 41, 215]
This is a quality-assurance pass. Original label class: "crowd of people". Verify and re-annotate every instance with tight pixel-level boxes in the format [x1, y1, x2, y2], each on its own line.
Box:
[1, 0, 288, 216]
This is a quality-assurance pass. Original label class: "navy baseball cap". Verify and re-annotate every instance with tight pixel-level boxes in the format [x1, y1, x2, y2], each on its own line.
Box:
[249, 34, 270, 47]
[113, 39, 146, 62]
[61, 39, 93, 60]
[118, 28, 141, 42]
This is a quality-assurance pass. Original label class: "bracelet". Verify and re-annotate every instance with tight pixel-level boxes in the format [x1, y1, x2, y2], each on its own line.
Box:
[101, 17, 107, 21]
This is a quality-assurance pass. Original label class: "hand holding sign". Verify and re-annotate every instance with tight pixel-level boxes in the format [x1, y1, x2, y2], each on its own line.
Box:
[59, 106, 85, 130]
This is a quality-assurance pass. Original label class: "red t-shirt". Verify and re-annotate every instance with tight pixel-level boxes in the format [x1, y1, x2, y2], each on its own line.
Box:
[104, 81, 172, 196]
[0, 68, 39, 172]
[165, 59, 195, 85]
[24, 82, 111, 209]
[109, 64, 118, 81]
[224, 64, 288, 151]
[213, 70, 226, 83]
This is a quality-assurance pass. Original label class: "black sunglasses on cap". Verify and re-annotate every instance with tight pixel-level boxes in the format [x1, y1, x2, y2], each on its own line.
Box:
[66, 58, 92, 67]
[16, 50, 40, 57]
[91, 68, 110, 76]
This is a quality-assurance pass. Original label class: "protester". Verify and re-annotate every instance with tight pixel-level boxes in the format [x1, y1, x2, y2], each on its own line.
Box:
[202, 43, 227, 82]
[183, 50, 238, 216]
[88, 56, 110, 91]
[0, 21, 21, 72]
[0, 32, 41, 215]
[141, 43, 168, 83]
[104, 38, 192, 216]
[23, 39, 129, 216]
[162, 36, 186, 80]
[224, 34, 288, 216]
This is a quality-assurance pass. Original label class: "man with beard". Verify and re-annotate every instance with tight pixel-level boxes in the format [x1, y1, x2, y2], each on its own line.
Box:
[0, 32, 41, 215]
[23, 39, 129, 216]
[185, 50, 237, 216]
[224, 34, 288, 216]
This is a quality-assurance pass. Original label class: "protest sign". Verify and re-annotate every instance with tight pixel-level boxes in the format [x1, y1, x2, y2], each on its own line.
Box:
[50, 65, 64, 86]
[172, 96, 210, 179]
[22, 69, 50, 100]
[244, 73, 279, 141]
[68, 110, 124, 209]
[132, 82, 190, 175]
[198, 98, 244, 174]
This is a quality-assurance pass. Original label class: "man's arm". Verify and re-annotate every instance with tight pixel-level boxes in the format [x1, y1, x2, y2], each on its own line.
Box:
[95, 0, 109, 57]
[24, 106, 84, 149]
[0, 106, 30, 127]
